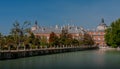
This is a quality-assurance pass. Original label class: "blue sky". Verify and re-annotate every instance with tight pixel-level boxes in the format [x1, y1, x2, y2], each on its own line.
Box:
[0, 0, 120, 34]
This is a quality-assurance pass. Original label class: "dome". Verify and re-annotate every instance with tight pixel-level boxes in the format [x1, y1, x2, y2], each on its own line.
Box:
[96, 18, 107, 31]
[97, 25, 107, 31]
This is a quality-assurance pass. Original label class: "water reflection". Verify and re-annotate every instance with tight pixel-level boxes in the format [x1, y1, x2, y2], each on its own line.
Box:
[0, 49, 120, 69]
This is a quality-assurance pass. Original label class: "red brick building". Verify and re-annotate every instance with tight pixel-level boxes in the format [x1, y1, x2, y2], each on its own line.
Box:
[87, 18, 107, 47]
[31, 19, 107, 47]
[31, 23, 85, 43]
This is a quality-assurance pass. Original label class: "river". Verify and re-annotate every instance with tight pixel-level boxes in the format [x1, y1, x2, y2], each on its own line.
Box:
[0, 49, 120, 69]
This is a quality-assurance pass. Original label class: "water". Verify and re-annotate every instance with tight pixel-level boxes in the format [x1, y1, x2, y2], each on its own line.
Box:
[0, 49, 120, 69]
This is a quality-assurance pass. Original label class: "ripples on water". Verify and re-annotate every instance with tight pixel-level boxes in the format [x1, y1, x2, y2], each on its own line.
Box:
[0, 49, 120, 69]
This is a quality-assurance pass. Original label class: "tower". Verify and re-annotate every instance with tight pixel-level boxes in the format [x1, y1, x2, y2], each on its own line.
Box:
[96, 18, 107, 31]
[35, 20, 38, 26]
[101, 18, 104, 23]
[31, 20, 39, 31]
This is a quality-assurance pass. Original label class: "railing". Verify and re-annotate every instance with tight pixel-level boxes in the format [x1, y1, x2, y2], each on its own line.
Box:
[0, 45, 97, 53]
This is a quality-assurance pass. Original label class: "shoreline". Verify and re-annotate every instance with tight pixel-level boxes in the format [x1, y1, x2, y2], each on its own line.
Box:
[0, 46, 98, 60]
[99, 46, 120, 51]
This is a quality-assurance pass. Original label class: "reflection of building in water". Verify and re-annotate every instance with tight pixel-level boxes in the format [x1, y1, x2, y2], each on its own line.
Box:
[87, 18, 107, 47]
[31, 22, 86, 42]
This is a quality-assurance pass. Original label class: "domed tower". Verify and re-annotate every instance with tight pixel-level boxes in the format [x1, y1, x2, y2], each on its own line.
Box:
[96, 18, 107, 31]
[31, 21, 39, 31]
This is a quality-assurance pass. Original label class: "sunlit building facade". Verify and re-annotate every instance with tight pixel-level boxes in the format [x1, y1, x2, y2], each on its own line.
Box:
[31, 19, 107, 47]
[31, 22, 86, 43]
[87, 18, 107, 46]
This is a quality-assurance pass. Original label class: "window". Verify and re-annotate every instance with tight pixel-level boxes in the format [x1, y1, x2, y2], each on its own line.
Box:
[93, 32, 96, 35]
[98, 38, 101, 40]
[98, 32, 101, 35]
[47, 36, 49, 40]
[103, 38, 104, 40]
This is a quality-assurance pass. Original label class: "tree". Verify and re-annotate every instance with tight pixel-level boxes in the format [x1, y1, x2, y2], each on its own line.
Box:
[59, 28, 80, 47]
[40, 36, 48, 48]
[71, 39, 79, 46]
[0, 33, 4, 50]
[10, 21, 31, 49]
[23, 33, 41, 49]
[5, 35, 15, 50]
[83, 33, 94, 46]
[105, 19, 120, 48]
[59, 28, 69, 46]
[49, 32, 59, 46]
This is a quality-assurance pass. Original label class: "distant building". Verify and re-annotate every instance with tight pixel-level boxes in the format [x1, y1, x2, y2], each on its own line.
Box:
[87, 18, 107, 46]
[31, 19, 108, 47]
[31, 22, 86, 42]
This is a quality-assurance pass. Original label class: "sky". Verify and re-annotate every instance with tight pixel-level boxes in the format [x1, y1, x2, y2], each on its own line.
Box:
[0, 0, 120, 35]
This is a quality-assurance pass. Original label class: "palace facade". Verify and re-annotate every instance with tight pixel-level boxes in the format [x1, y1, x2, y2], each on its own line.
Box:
[31, 19, 107, 47]
[87, 18, 107, 46]
[31, 22, 86, 42]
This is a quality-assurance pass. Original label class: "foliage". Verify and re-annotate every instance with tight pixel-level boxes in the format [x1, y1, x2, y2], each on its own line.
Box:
[0, 20, 96, 50]
[48, 28, 93, 47]
[40, 36, 48, 47]
[49, 32, 59, 46]
[0, 21, 33, 50]
[83, 33, 94, 45]
[59, 29, 71, 46]
[59, 28, 80, 46]
[105, 19, 120, 48]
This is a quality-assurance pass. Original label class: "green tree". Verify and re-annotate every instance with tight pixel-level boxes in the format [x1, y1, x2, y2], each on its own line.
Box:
[23, 33, 41, 49]
[59, 28, 69, 46]
[5, 35, 15, 50]
[105, 19, 120, 48]
[40, 36, 48, 48]
[0, 33, 4, 50]
[59, 28, 79, 47]
[71, 39, 79, 46]
[10, 21, 31, 49]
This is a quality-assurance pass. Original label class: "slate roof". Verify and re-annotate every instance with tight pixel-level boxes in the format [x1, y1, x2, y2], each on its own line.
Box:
[32, 25, 85, 34]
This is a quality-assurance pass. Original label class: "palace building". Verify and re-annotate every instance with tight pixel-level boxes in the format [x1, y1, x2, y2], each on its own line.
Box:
[87, 18, 107, 46]
[31, 18, 108, 46]
[31, 21, 86, 42]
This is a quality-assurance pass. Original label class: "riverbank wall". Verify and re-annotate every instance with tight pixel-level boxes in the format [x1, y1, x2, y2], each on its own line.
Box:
[0, 46, 98, 60]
